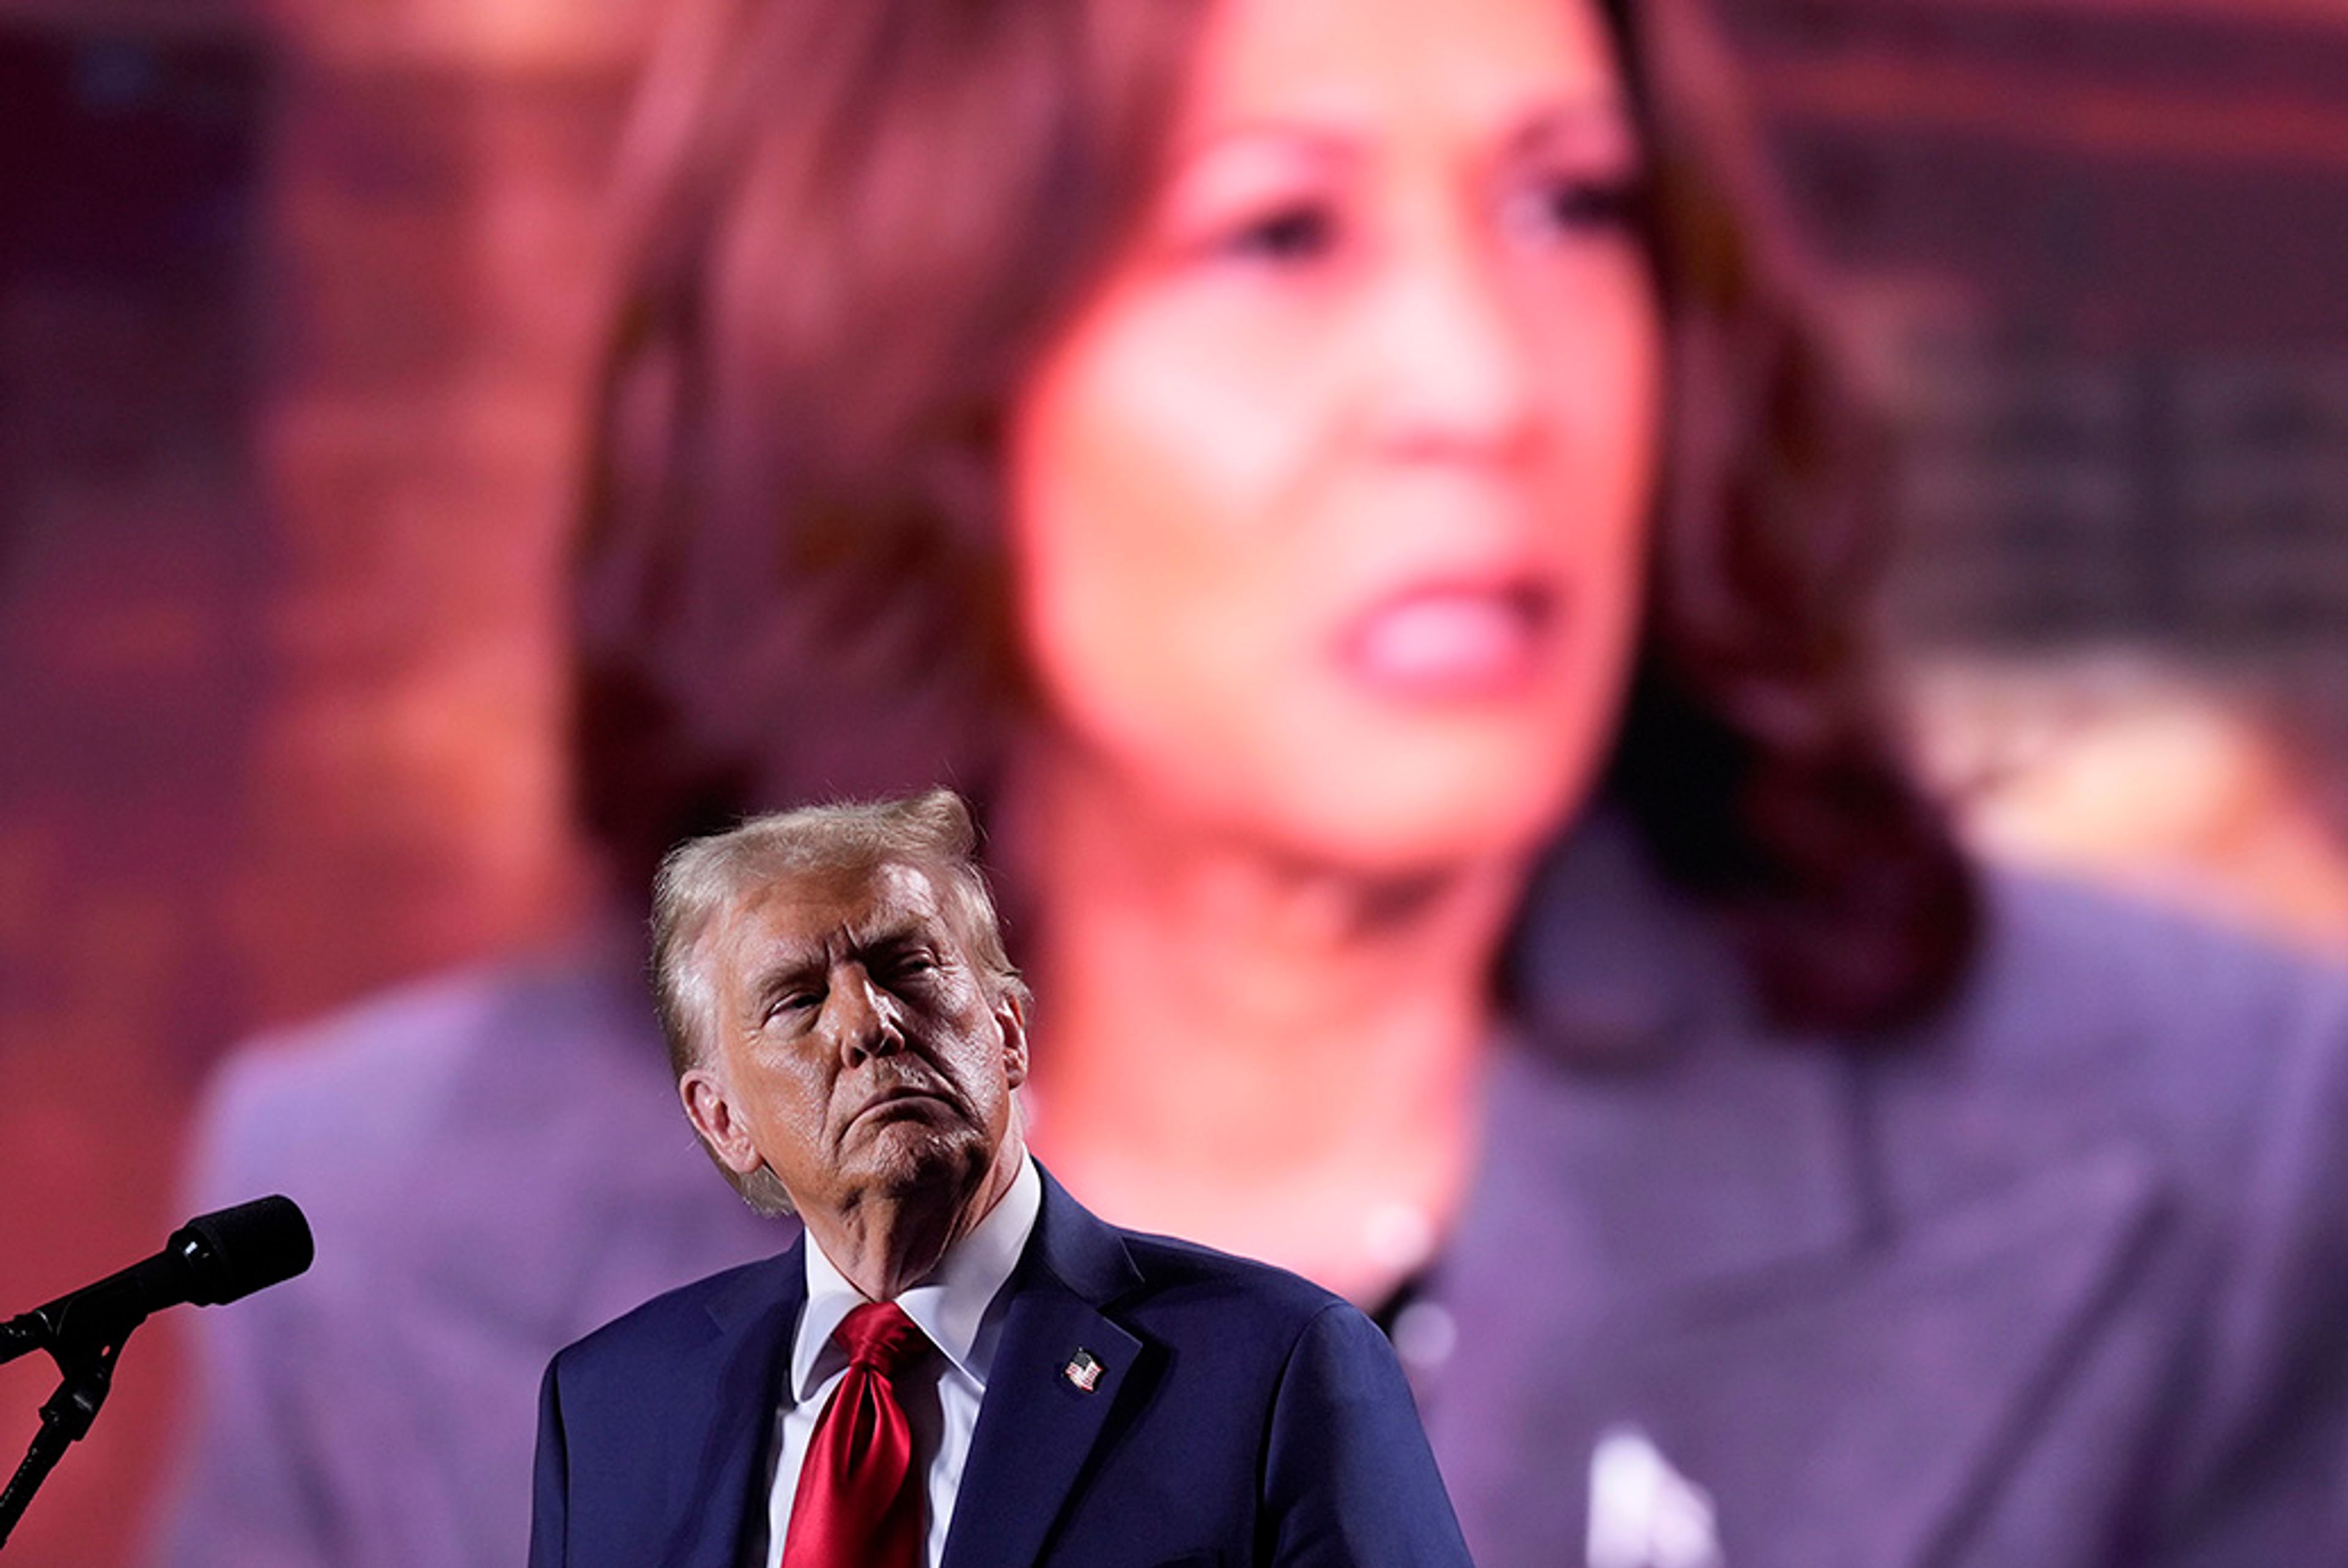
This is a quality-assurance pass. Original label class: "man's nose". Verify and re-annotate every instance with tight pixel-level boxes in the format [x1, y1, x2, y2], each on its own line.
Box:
[823, 965, 903, 1067]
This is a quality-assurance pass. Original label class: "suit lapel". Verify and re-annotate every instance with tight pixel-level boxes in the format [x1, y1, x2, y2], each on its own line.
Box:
[1431, 1029, 2167, 1568]
[662, 1239, 808, 1568]
[1592, 1143, 2161, 1568]
[942, 1172, 1144, 1568]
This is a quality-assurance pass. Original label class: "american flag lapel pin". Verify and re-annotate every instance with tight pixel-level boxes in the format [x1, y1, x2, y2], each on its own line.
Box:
[1061, 1348, 1105, 1393]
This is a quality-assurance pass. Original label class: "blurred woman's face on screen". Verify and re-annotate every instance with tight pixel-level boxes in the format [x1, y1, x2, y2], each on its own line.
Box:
[1008, 0, 1664, 874]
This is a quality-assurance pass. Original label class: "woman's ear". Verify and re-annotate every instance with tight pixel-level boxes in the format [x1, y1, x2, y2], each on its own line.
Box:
[680, 1067, 764, 1176]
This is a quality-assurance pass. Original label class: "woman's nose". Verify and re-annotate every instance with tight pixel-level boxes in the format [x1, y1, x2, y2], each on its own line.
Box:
[1362, 219, 1540, 463]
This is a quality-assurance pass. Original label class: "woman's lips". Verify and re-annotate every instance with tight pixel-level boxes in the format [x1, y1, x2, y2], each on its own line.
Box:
[1336, 583, 1557, 698]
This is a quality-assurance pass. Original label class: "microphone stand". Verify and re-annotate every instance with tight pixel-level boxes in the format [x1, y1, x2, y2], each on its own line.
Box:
[0, 1196, 311, 1550]
[0, 1305, 132, 1551]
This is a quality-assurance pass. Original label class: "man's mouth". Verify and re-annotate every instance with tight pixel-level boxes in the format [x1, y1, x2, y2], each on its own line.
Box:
[848, 1084, 953, 1130]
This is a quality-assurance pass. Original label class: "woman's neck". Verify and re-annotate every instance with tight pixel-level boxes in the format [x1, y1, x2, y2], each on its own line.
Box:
[1000, 746, 1530, 1304]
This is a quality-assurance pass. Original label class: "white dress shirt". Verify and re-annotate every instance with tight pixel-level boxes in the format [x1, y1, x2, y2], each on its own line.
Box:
[751, 1155, 1043, 1568]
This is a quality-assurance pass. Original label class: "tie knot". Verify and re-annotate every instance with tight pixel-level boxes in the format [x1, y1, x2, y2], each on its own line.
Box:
[833, 1301, 926, 1376]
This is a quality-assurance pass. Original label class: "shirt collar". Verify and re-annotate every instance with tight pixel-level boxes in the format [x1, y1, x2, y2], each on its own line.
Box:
[791, 1152, 1043, 1404]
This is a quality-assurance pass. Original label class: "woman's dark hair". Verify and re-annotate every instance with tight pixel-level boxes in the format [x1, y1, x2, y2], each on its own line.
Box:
[572, 0, 1979, 1036]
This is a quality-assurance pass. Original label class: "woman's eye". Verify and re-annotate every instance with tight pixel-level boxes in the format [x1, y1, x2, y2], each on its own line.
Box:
[1220, 203, 1337, 264]
[1510, 174, 1644, 243]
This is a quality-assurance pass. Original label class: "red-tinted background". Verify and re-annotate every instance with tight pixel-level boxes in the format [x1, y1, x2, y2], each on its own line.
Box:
[3, 1, 2347, 1563]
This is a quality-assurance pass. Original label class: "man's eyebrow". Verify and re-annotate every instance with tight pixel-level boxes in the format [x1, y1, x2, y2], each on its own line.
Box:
[851, 918, 939, 960]
[742, 947, 827, 1017]
[741, 919, 937, 1006]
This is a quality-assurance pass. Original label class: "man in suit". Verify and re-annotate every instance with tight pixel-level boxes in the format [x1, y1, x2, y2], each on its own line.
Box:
[528, 789, 1472, 1568]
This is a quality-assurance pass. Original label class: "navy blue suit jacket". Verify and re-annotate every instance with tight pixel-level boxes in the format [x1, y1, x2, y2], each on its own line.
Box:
[528, 1169, 1472, 1568]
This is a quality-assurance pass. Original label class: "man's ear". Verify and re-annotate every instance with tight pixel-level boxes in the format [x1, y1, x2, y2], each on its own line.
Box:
[997, 990, 1030, 1091]
[680, 1066, 764, 1177]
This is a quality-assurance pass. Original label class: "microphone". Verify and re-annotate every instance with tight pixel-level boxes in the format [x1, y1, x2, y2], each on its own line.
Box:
[0, 1195, 314, 1364]
[0, 1196, 312, 1548]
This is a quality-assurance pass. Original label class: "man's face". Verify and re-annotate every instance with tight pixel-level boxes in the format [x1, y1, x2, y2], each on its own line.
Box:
[679, 858, 1027, 1226]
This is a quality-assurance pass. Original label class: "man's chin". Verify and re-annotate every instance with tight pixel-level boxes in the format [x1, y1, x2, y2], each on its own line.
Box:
[847, 1117, 988, 1199]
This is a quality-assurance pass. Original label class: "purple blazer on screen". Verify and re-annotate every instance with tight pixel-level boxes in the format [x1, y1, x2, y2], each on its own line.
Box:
[153, 826, 2348, 1568]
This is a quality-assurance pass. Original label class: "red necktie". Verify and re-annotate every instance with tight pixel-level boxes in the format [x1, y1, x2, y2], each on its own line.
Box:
[780, 1301, 929, 1568]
